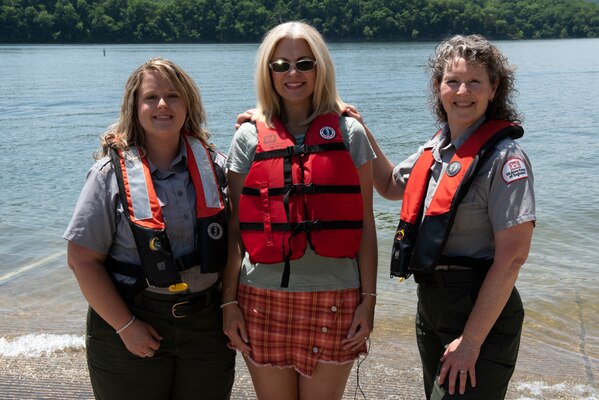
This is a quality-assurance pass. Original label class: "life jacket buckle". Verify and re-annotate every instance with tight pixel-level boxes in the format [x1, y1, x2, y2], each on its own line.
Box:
[296, 183, 314, 194]
[285, 144, 305, 156]
[300, 220, 321, 232]
[168, 282, 189, 293]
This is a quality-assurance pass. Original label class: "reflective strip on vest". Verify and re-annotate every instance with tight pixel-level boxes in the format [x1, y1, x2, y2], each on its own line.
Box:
[121, 147, 164, 228]
[119, 137, 223, 229]
[184, 136, 224, 217]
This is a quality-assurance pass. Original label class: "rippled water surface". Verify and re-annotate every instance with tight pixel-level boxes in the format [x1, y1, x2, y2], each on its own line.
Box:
[1, 39, 598, 398]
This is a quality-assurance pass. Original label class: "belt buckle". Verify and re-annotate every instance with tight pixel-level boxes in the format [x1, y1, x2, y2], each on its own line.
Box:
[172, 301, 189, 318]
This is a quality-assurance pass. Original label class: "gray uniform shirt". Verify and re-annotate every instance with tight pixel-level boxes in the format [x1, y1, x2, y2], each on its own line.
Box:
[226, 116, 375, 291]
[64, 140, 226, 294]
[392, 118, 536, 259]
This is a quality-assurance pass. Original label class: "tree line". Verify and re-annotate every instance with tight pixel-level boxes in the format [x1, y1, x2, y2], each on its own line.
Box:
[1, 0, 598, 43]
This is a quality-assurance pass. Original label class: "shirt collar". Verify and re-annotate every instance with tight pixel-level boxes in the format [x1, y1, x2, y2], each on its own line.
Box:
[147, 140, 188, 178]
[451, 117, 486, 150]
[431, 129, 452, 162]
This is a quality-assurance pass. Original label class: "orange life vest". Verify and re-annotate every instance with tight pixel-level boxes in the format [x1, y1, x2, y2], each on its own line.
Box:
[108, 135, 227, 291]
[239, 113, 363, 287]
[390, 120, 523, 279]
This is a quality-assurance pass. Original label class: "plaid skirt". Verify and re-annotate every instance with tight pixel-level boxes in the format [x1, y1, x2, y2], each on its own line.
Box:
[238, 284, 367, 377]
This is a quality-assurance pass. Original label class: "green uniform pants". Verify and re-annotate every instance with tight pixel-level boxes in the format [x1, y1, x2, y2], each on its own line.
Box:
[414, 270, 524, 400]
[86, 291, 235, 400]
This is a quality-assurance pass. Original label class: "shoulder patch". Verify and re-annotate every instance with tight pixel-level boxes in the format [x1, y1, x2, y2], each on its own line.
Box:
[502, 157, 528, 183]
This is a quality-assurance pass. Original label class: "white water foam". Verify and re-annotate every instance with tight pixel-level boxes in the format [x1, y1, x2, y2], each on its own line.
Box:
[0, 334, 85, 358]
[516, 381, 598, 400]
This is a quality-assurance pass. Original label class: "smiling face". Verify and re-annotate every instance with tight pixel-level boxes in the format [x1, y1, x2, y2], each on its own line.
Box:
[437, 57, 499, 138]
[269, 38, 316, 111]
[136, 70, 187, 143]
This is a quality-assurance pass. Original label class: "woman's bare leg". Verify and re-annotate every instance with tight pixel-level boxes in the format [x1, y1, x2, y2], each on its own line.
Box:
[299, 361, 354, 400]
[244, 354, 299, 400]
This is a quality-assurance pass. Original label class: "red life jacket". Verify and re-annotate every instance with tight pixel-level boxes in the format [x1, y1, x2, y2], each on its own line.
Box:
[239, 113, 363, 287]
[390, 120, 523, 280]
[108, 135, 227, 292]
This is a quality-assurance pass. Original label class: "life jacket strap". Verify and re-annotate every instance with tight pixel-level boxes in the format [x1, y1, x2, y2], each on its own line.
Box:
[279, 258, 290, 288]
[253, 142, 347, 161]
[105, 253, 197, 297]
[241, 183, 361, 196]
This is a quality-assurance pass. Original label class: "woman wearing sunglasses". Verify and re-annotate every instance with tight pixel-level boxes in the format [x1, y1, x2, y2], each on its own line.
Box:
[222, 21, 377, 399]
[349, 35, 535, 399]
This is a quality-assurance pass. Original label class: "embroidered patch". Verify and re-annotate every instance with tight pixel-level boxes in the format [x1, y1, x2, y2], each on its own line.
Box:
[446, 161, 462, 177]
[502, 158, 528, 183]
[149, 237, 162, 251]
[319, 126, 336, 140]
[207, 222, 224, 240]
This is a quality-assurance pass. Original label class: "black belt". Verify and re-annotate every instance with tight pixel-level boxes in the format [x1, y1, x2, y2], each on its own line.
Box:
[413, 269, 488, 288]
[132, 283, 220, 318]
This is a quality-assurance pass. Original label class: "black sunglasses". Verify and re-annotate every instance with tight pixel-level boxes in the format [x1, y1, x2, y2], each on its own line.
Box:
[269, 58, 317, 73]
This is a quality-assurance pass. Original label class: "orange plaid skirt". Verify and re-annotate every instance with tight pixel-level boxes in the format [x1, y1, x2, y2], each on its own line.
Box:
[238, 284, 367, 377]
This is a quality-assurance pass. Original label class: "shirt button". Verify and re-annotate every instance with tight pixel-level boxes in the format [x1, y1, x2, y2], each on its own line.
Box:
[330, 305, 337, 312]
[183, 214, 190, 220]
[312, 347, 319, 353]
[177, 190, 183, 196]
[321, 327, 328, 333]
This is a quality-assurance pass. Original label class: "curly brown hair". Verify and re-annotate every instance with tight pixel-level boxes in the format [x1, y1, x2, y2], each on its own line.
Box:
[428, 34, 521, 125]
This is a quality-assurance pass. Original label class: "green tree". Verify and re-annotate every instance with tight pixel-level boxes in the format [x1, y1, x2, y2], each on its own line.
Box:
[53, 0, 83, 41]
[88, 2, 122, 42]
[32, 8, 55, 41]
[1, 0, 598, 43]
[1, 1, 26, 42]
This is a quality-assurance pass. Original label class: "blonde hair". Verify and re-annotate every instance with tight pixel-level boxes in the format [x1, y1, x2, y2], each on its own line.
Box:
[96, 57, 210, 158]
[254, 21, 345, 126]
[428, 34, 521, 124]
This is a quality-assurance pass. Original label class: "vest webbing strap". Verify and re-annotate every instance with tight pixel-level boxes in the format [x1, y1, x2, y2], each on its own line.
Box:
[241, 183, 361, 197]
[277, 219, 363, 289]
[105, 253, 197, 277]
[104, 253, 197, 298]
[253, 142, 347, 161]
[244, 221, 364, 289]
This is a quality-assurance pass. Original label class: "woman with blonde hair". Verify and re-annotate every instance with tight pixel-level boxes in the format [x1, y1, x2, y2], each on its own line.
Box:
[222, 21, 378, 399]
[64, 58, 235, 399]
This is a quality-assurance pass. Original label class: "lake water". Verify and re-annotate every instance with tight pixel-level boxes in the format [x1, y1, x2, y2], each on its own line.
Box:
[0, 39, 598, 399]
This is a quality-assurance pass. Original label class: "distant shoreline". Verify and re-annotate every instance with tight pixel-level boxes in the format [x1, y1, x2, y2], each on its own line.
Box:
[2, 0, 598, 45]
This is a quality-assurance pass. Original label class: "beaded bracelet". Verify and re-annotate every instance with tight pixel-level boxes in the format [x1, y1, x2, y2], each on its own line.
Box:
[220, 300, 239, 309]
[115, 315, 136, 334]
